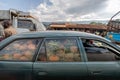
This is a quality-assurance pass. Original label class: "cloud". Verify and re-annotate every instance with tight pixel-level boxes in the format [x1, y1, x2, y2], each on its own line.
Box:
[60, 0, 107, 15]
[29, 0, 120, 22]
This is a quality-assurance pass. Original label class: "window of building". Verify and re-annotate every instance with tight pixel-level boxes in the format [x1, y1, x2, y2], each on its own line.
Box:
[0, 39, 41, 61]
[38, 38, 81, 62]
[81, 38, 120, 61]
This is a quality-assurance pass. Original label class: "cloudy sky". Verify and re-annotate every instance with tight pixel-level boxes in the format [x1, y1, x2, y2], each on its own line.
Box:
[0, 0, 120, 21]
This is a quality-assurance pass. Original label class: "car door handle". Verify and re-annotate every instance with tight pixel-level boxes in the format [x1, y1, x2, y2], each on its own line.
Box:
[38, 72, 47, 76]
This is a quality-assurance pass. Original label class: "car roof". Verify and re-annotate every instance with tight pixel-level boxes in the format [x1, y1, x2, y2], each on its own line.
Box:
[13, 30, 102, 38]
[0, 31, 112, 49]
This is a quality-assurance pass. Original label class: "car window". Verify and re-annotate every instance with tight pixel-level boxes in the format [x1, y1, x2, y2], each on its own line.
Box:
[0, 39, 41, 61]
[37, 38, 81, 62]
[81, 38, 120, 61]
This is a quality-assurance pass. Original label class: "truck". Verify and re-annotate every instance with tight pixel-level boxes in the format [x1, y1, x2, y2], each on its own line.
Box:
[106, 11, 120, 44]
[0, 9, 46, 33]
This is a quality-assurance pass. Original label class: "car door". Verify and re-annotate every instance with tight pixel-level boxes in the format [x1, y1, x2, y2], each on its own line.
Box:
[33, 37, 88, 80]
[81, 38, 120, 80]
[0, 39, 41, 80]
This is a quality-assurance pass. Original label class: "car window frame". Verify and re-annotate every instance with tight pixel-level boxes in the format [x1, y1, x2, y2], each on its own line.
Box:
[0, 38, 43, 62]
[35, 37, 84, 62]
[79, 37, 120, 62]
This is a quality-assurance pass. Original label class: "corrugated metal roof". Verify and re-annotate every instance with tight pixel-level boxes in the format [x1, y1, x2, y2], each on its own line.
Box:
[50, 23, 107, 30]
[50, 24, 66, 28]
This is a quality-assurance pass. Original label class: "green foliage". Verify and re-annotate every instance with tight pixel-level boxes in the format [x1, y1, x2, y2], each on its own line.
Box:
[90, 22, 104, 25]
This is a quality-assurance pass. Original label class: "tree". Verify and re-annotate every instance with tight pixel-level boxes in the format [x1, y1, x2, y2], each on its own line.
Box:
[90, 22, 104, 25]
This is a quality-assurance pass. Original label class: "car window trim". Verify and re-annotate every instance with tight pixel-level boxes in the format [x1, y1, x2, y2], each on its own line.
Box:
[35, 37, 83, 62]
[79, 37, 120, 62]
[33, 38, 45, 62]
[80, 37, 120, 52]
[0, 38, 43, 62]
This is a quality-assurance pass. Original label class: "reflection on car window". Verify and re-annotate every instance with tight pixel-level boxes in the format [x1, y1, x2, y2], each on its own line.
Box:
[0, 39, 41, 61]
[38, 38, 81, 62]
[81, 38, 119, 61]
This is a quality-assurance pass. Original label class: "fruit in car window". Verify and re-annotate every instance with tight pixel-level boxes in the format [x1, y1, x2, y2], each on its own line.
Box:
[13, 53, 21, 60]
[49, 55, 59, 61]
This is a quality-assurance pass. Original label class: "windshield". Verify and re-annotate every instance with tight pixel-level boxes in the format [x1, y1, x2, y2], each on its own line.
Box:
[18, 19, 33, 29]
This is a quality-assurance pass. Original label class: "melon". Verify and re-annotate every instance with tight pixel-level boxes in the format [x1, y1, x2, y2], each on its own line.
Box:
[70, 46, 78, 53]
[19, 56, 28, 60]
[49, 55, 59, 61]
[28, 44, 36, 50]
[3, 54, 10, 60]
[13, 53, 21, 60]
[24, 51, 32, 59]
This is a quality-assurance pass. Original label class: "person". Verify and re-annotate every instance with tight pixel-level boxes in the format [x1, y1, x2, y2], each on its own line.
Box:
[0, 23, 5, 41]
[2, 20, 17, 38]
[83, 39, 95, 47]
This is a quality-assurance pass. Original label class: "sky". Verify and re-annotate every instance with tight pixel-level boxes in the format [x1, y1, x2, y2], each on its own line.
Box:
[0, 0, 120, 22]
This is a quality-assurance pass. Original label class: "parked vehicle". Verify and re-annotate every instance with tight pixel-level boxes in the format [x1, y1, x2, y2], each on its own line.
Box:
[106, 11, 120, 44]
[106, 32, 120, 43]
[0, 9, 46, 32]
[0, 31, 120, 80]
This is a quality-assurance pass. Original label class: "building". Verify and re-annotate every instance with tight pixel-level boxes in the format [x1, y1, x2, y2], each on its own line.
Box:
[48, 23, 107, 35]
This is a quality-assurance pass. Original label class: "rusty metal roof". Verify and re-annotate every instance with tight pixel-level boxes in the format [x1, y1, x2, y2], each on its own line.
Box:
[50, 23, 107, 30]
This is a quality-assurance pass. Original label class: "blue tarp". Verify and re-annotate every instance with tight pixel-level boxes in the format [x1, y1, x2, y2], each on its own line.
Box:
[106, 32, 120, 42]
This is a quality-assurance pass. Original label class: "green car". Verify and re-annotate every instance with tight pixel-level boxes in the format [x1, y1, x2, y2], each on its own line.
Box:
[0, 31, 120, 80]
